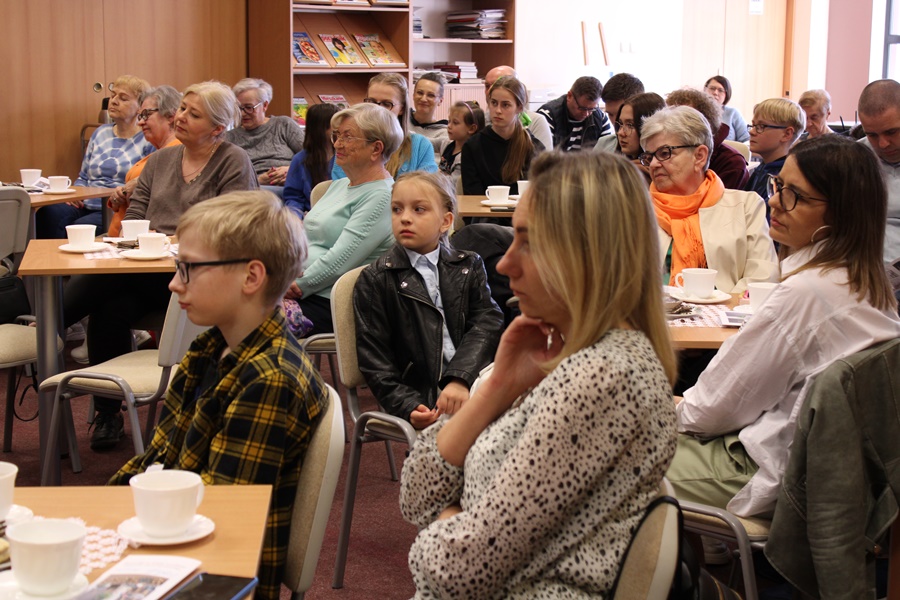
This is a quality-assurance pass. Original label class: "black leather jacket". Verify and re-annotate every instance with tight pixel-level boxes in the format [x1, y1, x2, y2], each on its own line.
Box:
[353, 244, 503, 422]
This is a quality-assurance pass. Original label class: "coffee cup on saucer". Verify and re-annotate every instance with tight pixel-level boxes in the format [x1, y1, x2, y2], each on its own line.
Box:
[19, 169, 41, 187]
[6, 519, 86, 596]
[674, 268, 718, 299]
[485, 185, 510, 202]
[120, 219, 151, 241]
[137, 232, 169, 256]
[48, 176, 72, 193]
[129, 470, 204, 538]
[66, 225, 97, 251]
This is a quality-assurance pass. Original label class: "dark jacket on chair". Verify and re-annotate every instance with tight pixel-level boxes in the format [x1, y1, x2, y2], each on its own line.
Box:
[765, 338, 900, 599]
[353, 243, 503, 423]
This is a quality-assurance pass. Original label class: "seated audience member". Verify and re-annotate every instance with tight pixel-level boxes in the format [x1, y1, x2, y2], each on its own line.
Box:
[613, 92, 666, 181]
[285, 103, 402, 334]
[439, 101, 485, 190]
[704, 75, 750, 143]
[484, 66, 553, 151]
[283, 102, 340, 216]
[64, 80, 258, 451]
[224, 78, 305, 195]
[400, 151, 678, 597]
[333, 73, 437, 180]
[36, 75, 154, 238]
[355, 172, 503, 429]
[537, 76, 613, 151]
[666, 88, 750, 190]
[410, 72, 449, 155]
[110, 191, 329, 600]
[798, 89, 833, 139]
[596, 72, 645, 153]
[108, 85, 183, 237]
[744, 98, 806, 209]
[462, 76, 544, 195]
[857, 79, 900, 264]
[667, 135, 900, 518]
[640, 106, 777, 293]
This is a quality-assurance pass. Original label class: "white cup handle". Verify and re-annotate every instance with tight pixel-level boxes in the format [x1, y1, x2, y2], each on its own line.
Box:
[485, 188, 492, 198]
[674, 272, 685, 289]
[63, 177, 72, 188]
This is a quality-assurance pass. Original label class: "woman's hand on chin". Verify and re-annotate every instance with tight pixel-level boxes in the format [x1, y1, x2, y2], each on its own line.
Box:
[483, 315, 563, 404]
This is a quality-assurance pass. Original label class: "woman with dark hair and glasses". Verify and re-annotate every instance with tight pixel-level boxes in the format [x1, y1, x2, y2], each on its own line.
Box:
[704, 74, 749, 143]
[639, 105, 777, 294]
[611, 92, 665, 183]
[668, 134, 900, 518]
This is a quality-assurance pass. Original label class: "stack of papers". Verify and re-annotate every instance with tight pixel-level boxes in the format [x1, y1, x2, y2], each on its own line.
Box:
[446, 10, 506, 40]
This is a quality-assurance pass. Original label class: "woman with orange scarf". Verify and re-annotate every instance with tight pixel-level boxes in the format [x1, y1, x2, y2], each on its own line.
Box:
[639, 106, 777, 293]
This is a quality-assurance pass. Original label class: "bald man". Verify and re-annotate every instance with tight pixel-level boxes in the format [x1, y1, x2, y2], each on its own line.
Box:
[859, 79, 900, 263]
[483, 65, 553, 151]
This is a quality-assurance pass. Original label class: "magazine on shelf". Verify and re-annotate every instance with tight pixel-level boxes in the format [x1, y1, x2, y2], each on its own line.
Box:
[353, 34, 406, 67]
[318, 33, 365, 66]
[292, 97, 309, 126]
[318, 94, 350, 110]
[367, 0, 409, 5]
[292, 32, 329, 66]
[332, 0, 370, 6]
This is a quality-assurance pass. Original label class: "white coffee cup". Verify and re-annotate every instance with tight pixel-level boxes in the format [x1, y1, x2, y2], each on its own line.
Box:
[48, 176, 72, 192]
[129, 469, 204, 538]
[748, 281, 778, 311]
[66, 224, 97, 250]
[0, 462, 17, 520]
[120, 219, 151, 240]
[516, 180, 530, 195]
[485, 185, 510, 202]
[7, 519, 86, 596]
[137, 232, 169, 256]
[20, 169, 41, 187]
[674, 268, 718, 299]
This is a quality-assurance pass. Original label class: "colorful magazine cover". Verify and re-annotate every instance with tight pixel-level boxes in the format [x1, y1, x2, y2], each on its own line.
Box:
[318, 34, 365, 66]
[353, 34, 405, 66]
[318, 94, 350, 110]
[292, 32, 328, 66]
[292, 98, 309, 126]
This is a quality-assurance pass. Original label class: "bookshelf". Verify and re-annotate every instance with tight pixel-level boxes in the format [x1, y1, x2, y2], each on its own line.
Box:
[248, 1, 516, 117]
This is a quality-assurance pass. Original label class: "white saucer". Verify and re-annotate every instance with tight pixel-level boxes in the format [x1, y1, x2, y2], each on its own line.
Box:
[666, 307, 699, 320]
[4, 505, 33, 525]
[121, 249, 171, 261]
[117, 514, 215, 545]
[509, 194, 521, 201]
[43, 188, 76, 195]
[58, 242, 108, 254]
[669, 289, 731, 304]
[731, 304, 753, 314]
[480, 199, 518, 207]
[0, 571, 88, 600]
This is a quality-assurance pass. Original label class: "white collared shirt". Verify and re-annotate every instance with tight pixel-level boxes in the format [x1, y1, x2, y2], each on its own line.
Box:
[677, 243, 900, 516]
[405, 247, 456, 366]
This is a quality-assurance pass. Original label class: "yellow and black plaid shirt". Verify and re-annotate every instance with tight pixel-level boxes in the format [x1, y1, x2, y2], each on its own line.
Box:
[110, 310, 328, 600]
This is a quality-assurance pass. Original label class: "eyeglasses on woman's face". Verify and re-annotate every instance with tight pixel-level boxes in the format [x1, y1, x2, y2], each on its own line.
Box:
[705, 84, 726, 96]
[330, 131, 374, 146]
[638, 145, 698, 167]
[363, 97, 395, 110]
[239, 101, 263, 114]
[767, 175, 829, 212]
[615, 121, 635, 134]
[137, 108, 160, 122]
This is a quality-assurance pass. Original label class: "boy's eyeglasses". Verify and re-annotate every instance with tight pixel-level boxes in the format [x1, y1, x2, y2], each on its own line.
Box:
[767, 175, 829, 212]
[174, 259, 253, 284]
[748, 123, 788, 133]
[638, 145, 698, 167]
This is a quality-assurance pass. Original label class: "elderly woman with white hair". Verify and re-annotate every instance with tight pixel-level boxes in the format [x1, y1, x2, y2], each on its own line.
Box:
[639, 105, 778, 294]
[284, 102, 403, 334]
[798, 89, 833, 139]
[224, 77, 305, 190]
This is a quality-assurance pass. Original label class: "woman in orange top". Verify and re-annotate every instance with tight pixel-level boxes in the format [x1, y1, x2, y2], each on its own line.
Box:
[108, 85, 182, 236]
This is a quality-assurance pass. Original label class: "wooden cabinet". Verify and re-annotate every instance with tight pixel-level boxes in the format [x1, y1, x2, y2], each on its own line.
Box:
[0, 0, 247, 183]
[249, 0, 516, 117]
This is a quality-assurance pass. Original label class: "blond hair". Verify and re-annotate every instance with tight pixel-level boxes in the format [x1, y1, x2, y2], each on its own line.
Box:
[753, 98, 806, 144]
[176, 191, 307, 305]
[369, 73, 412, 177]
[113, 75, 151, 100]
[393, 171, 458, 247]
[527, 151, 677, 382]
[182, 81, 241, 133]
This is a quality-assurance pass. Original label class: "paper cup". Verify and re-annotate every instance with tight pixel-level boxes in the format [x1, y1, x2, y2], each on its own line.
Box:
[7, 519, 85, 596]
[130, 470, 204, 538]
[66, 224, 96, 250]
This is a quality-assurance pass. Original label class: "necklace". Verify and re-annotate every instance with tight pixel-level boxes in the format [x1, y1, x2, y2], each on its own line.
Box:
[182, 141, 219, 184]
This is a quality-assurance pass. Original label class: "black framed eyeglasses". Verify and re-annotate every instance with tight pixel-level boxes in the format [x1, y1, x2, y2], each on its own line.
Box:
[748, 122, 788, 134]
[704, 85, 726, 95]
[137, 108, 160, 121]
[572, 100, 598, 114]
[239, 101, 263, 114]
[174, 258, 253, 284]
[615, 121, 635, 134]
[638, 145, 698, 167]
[767, 175, 829, 212]
[330, 131, 374, 146]
[363, 97, 395, 110]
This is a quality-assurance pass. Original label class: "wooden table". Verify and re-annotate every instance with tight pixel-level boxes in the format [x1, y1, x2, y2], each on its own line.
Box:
[29, 186, 115, 210]
[14, 485, 271, 580]
[17, 239, 175, 484]
[668, 293, 741, 350]
[458, 195, 516, 219]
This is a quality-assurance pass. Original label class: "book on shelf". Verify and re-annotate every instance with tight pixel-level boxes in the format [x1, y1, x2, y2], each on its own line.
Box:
[353, 33, 406, 67]
[318, 33, 366, 66]
[292, 97, 309, 126]
[367, 0, 409, 4]
[293, 0, 332, 4]
[292, 32, 329, 67]
[318, 94, 350, 110]
[446, 9, 507, 40]
[332, 0, 370, 5]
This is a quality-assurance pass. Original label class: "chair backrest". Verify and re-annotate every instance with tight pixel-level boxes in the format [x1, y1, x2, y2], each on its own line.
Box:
[156, 293, 209, 368]
[611, 478, 681, 600]
[283, 383, 345, 594]
[330, 266, 367, 390]
[310, 180, 332, 207]
[722, 139, 751, 163]
[0, 187, 31, 270]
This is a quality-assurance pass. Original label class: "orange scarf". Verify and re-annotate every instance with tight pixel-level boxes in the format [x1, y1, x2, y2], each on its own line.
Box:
[651, 170, 725, 284]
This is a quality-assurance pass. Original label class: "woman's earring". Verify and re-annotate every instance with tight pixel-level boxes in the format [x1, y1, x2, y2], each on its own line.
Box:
[810, 225, 832, 244]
